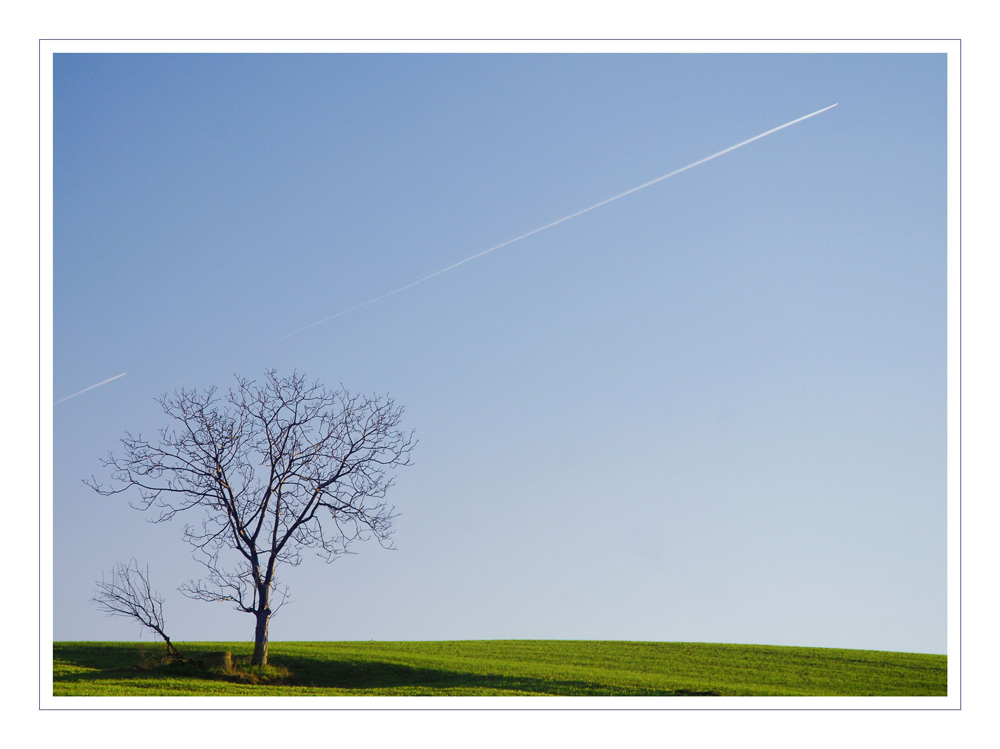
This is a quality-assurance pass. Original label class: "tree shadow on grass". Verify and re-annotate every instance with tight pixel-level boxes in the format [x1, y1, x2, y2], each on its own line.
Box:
[270, 654, 720, 696]
[54, 646, 215, 687]
[52, 645, 721, 696]
[54, 642, 147, 671]
[53, 653, 596, 694]
[271, 654, 599, 695]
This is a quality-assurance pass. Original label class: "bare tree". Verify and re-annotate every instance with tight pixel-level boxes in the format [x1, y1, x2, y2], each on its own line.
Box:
[88, 370, 415, 666]
[93, 559, 184, 659]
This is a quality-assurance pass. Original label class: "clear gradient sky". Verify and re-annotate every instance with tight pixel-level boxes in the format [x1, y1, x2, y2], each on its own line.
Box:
[52, 51, 947, 653]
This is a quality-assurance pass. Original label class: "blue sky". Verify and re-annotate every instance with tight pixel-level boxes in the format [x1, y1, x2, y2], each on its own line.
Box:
[51, 51, 948, 654]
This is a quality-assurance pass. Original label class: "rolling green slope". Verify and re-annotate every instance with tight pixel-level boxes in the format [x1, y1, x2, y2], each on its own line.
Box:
[53, 640, 946, 696]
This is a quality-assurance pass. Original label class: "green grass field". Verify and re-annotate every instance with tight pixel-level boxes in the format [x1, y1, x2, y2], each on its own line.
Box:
[52, 640, 946, 697]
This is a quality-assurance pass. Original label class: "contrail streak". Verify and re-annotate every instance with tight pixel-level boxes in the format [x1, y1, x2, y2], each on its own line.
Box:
[54, 372, 127, 405]
[260, 103, 838, 351]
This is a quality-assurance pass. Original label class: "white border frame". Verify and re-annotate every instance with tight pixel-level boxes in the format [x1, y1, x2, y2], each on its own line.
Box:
[39, 38, 961, 712]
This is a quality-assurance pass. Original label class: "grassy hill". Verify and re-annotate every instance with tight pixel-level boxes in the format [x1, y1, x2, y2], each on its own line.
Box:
[52, 640, 946, 697]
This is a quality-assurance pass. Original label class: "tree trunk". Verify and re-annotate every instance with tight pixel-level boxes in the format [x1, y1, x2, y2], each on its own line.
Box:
[162, 634, 184, 660]
[251, 606, 271, 666]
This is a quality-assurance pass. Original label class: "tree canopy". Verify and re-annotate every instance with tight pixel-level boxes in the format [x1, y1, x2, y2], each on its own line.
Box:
[88, 370, 415, 664]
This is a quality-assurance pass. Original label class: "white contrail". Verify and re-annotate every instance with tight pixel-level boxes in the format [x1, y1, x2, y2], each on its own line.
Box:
[258, 103, 838, 351]
[54, 372, 127, 405]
